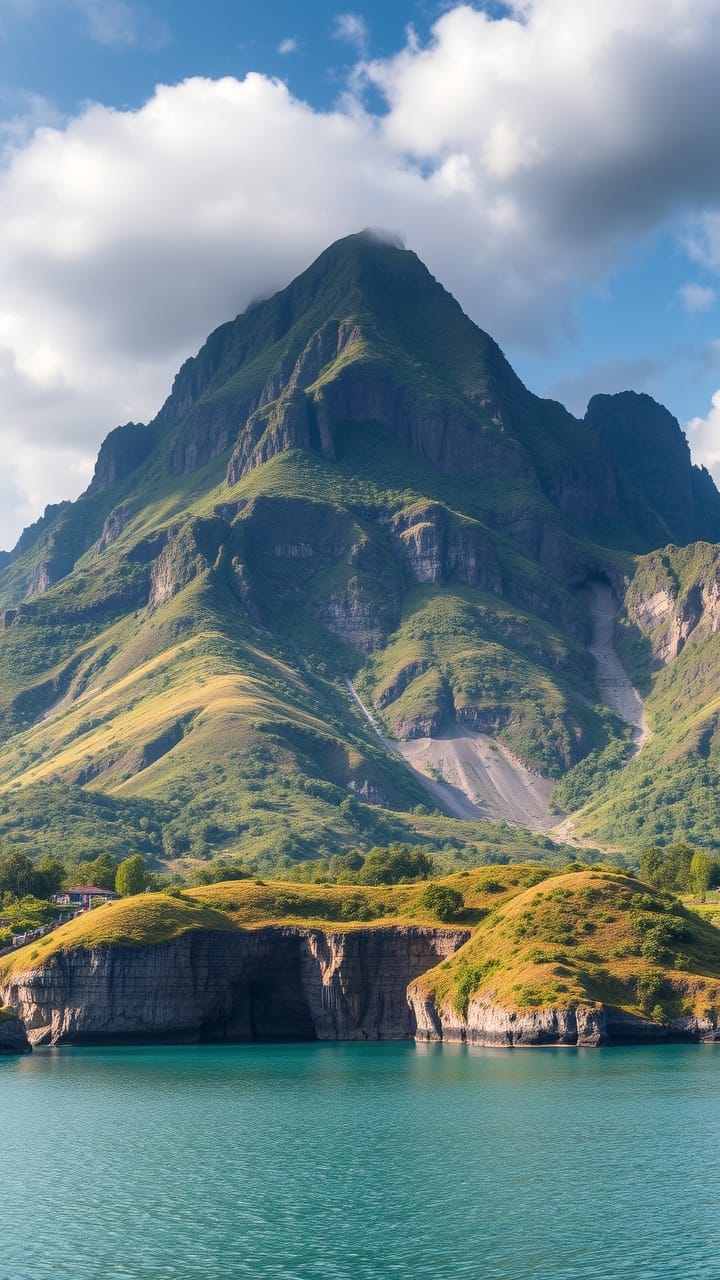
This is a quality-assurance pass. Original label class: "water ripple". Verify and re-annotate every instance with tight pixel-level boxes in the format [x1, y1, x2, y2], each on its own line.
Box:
[1, 1042, 719, 1280]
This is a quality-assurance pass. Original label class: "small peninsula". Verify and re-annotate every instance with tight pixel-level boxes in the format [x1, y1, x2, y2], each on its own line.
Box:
[2, 865, 719, 1050]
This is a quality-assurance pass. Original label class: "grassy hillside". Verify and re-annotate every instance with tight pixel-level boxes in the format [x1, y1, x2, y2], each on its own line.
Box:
[0, 429, 621, 869]
[564, 544, 720, 849]
[0, 865, 546, 977]
[4, 868, 720, 1033]
[416, 869, 720, 1021]
[1, 231, 720, 875]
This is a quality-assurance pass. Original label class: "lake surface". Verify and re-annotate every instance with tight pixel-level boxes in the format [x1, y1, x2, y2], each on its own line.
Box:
[2, 1042, 719, 1280]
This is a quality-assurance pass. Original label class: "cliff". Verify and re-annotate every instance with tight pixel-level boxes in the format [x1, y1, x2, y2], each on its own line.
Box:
[0, 925, 468, 1047]
[585, 392, 720, 547]
[408, 988, 719, 1047]
[3, 868, 720, 1049]
[0, 1006, 31, 1054]
[406, 869, 720, 1046]
[621, 542, 720, 664]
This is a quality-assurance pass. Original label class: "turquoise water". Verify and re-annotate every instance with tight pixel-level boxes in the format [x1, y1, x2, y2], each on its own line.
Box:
[2, 1042, 720, 1280]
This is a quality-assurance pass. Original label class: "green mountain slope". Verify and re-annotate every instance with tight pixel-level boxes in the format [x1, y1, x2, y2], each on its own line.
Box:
[1, 230, 719, 872]
[565, 543, 720, 849]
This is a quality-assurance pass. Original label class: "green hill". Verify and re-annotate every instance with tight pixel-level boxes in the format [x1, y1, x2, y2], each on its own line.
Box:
[4, 868, 720, 1038]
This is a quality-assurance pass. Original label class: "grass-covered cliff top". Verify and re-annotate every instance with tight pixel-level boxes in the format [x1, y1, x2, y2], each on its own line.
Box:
[4, 865, 720, 1031]
[417, 870, 720, 1022]
[0, 864, 548, 977]
[185, 865, 547, 926]
[0, 894, 237, 977]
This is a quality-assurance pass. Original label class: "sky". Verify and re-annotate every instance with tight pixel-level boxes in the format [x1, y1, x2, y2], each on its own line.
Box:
[2, 0, 720, 548]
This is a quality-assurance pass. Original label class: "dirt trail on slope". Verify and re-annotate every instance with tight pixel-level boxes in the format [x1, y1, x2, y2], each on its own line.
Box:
[346, 680, 555, 831]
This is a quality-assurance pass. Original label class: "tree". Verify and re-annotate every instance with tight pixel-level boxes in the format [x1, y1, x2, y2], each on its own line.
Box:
[420, 883, 465, 922]
[640, 846, 664, 887]
[639, 843, 695, 893]
[115, 854, 148, 897]
[0, 850, 38, 899]
[35, 856, 66, 897]
[689, 850, 717, 902]
[357, 844, 434, 885]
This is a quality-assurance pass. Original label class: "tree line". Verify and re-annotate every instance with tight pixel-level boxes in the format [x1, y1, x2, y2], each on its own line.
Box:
[0, 849, 150, 904]
[639, 842, 720, 900]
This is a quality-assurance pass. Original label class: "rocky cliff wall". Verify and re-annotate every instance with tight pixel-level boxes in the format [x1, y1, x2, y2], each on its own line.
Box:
[408, 986, 719, 1047]
[0, 1007, 31, 1054]
[623, 547, 720, 663]
[0, 925, 468, 1047]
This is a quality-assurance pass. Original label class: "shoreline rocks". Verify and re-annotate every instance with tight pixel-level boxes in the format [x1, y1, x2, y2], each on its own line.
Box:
[408, 987, 720, 1047]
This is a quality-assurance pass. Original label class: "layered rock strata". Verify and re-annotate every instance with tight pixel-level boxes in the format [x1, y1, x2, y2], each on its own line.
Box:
[408, 988, 720, 1047]
[1, 925, 468, 1047]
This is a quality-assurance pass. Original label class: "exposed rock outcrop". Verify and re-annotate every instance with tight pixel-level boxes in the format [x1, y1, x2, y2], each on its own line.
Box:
[0, 1007, 32, 1054]
[88, 423, 157, 495]
[389, 503, 503, 593]
[147, 517, 228, 611]
[1, 926, 468, 1046]
[408, 988, 720, 1047]
[586, 392, 720, 547]
[623, 545, 720, 662]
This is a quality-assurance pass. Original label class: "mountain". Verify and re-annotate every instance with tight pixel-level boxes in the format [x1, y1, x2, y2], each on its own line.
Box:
[1, 229, 720, 871]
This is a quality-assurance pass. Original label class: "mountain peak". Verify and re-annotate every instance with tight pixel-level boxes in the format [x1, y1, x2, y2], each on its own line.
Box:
[2, 235, 720, 869]
[585, 390, 720, 544]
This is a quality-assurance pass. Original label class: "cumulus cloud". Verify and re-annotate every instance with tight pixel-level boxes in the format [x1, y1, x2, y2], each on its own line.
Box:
[5, 2, 720, 543]
[332, 12, 368, 54]
[680, 282, 717, 311]
[0, 92, 63, 161]
[687, 391, 720, 478]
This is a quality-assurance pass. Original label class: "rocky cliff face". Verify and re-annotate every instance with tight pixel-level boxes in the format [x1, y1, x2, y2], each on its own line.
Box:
[585, 392, 720, 546]
[0, 1007, 31, 1054]
[0, 925, 468, 1046]
[408, 987, 720, 1046]
[89, 422, 157, 495]
[407, 983, 712, 1044]
[623, 545, 720, 662]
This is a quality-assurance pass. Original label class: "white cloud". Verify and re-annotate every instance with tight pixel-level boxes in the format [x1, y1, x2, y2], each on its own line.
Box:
[74, 0, 141, 47]
[278, 37, 299, 55]
[0, 93, 63, 161]
[332, 12, 368, 54]
[5, 3, 720, 544]
[680, 282, 717, 311]
[687, 390, 720, 479]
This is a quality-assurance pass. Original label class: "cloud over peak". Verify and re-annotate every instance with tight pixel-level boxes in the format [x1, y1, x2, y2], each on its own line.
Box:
[3, 2, 720, 543]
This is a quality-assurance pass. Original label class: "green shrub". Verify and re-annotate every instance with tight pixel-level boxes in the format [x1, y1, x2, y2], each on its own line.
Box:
[419, 883, 464, 922]
[357, 844, 434, 885]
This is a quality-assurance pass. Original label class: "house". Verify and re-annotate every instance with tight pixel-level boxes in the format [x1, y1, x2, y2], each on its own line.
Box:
[54, 885, 119, 910]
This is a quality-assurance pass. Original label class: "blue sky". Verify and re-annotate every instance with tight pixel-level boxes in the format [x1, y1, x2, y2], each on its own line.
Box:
[1, 0, 720, 546]
[1, 2, 437, 113]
